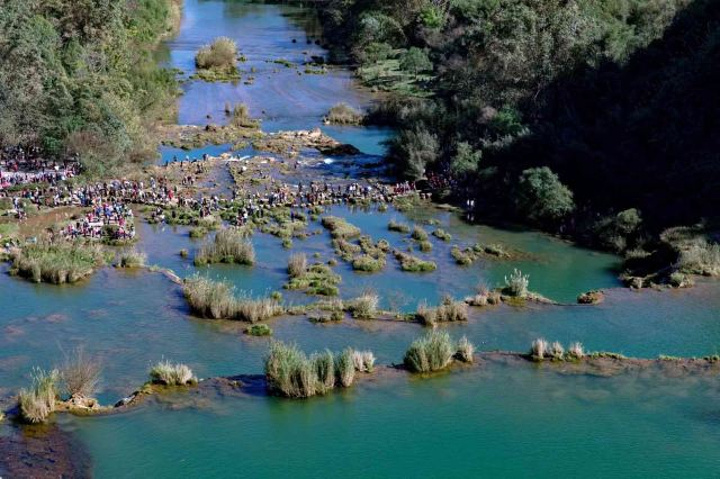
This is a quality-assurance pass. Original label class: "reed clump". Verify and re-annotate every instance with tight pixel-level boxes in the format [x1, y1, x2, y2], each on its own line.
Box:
[411, 226, 429, 242]
[288, 253, 308, 278]
[265, 342, 372, 398]
[404, 331, 455, 373]
[149, 360, 197, 386]
[325, 102, 365, 125]
[530, 339, 587, 362]
[388, 219, 410, 233]
[432, 229, 452, 242]
[416, 296, 468, 326]
[347, 293, 379, 319]
[183, 275, 284, 322]
[321, 216, 361, 239]
[118, 249, 146, 268]
[246, 324, 273, 336]
[11, 241, 105, 284]
[195, 228, 255, 266]
[285, 263, 341, 296]
[394, 251, 437, 272]
[195, 37, 237, 70]
[455, 336, 475, 363]
[503, 268, 529, 298]
[18, 368, 59, 424]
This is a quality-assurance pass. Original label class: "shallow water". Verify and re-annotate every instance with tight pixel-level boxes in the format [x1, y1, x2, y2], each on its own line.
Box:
[66, 363, 720, 478]
[3, 0, 720, 475]
[166, 0, 382, 135]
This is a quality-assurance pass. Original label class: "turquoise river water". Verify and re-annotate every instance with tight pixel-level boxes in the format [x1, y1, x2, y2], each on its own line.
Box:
[2, 1, 720, 477]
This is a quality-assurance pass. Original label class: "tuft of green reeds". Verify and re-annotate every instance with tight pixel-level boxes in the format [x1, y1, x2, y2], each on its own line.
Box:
[321, 216, 361, 239]
[404, 331, 455, 373]
[394, 251, 437, 272]
[265, 342, 372, 398]
[195, 228, 255, 266]
[347, 293, 379, 319]
[503, 268, 529, 297]
[246, 324, 273, 336]
[18, 368, 59, 424]
[11, 241, 105, 284]
[325, 102, 365, 125]
[149, 360, 196, 386]
[118, 249, 146, 268]
[388, 219, 410, 233]
[416, 296, 468, 326]
[183, 275, 284, 322]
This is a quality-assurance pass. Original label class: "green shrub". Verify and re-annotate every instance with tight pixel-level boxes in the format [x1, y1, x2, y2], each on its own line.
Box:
[404, 331, 455, 373]
[246, 324, 273, 336]
[149, 360, 196, 386]
[515, 167, 575, 224]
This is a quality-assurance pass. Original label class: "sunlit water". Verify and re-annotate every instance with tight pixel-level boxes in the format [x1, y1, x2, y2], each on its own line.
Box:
[3, 0, 720, 476]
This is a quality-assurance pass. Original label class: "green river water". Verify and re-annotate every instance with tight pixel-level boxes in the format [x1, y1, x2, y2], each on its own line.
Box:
[2, 1, 720, 477]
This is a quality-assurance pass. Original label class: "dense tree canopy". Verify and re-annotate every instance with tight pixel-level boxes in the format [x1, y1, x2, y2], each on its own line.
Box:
[0, 0, 181, 175]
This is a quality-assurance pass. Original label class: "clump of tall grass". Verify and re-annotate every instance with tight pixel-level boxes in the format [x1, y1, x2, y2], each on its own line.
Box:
[394, 251, 437, 272]
[567, 342, 584, 360]
[549, 341, 565, 360]
[432, 229, 452, 242]
[11, 241, 105, 284]
[321, 216, 361, 239]
[229, 103, 260, 128]
[676, 239, 720, 276]
[195, 37, 237, 70]
[288, 253, 308, 278]
[60, 347, 101, 398]
[351, 254, 386, 272]
[285, 263, 341, 296]
[149, 360, 197, 386]
[325, 102, 364, 125]
[264, 342, 371, 398]
[503, 268, 529, 297]
[234, 293, 284, 323]
[456, 336, 475, 363]
[183, 275, 284, 321]
[347, 293, 379, 319]
[118, 249, 146, 268]
[404, 331, 455, 373]
[530, 338, 548, 361]
[336, 348, 356, 387]
[411, 226, 429, 242]
[311, 350, 336, 393]
[246, 324, 273, 336]
[388, 219, 410, 233]
[18, 368, 59, 424]
[352, 350, 376, 372]
[183, 274, 237, 319]
[416, 296, 468, 326]
[195, 228, 255, 266]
